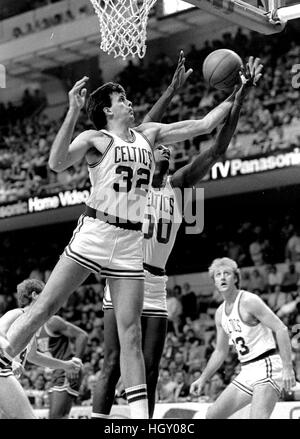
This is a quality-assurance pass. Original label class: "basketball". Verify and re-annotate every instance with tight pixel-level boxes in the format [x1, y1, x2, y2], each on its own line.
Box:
[202, 49, 243, 90]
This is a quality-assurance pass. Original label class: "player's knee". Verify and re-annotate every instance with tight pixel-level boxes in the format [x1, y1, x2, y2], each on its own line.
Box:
[28, 301, 55, 327]
[120, 323, 142, 353]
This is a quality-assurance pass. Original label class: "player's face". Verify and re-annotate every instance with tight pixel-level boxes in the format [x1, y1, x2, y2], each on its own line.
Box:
[109, 92, 134, 123]
[214, 265, 236, 293]
[154, 144, 170, 163]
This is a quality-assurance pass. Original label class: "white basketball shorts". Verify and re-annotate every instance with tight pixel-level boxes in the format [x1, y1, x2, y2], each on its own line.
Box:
[232, 353, 283, 396]
[64, 214, 144, 279]
[103, 268, 168, 317]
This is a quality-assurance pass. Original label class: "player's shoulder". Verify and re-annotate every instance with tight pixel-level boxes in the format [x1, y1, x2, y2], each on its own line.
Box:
[72, 129, 98, 146]
[4, 308, 24, 319]
[79, 128, 113, 151]
[46, 315, 65, 332]
[240, 290, 263, 308]
[134, 121, 157, 131]
[76, 129, 98, 139]
[134, 122, 158, 138]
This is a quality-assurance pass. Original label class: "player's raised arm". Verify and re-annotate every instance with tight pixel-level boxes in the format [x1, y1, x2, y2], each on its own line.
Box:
[48, 76, 92, 172]
[190, 306, 230, 396]
[245, 294, 296, 391]
[145, 93, 234, 145]
[142, 50, 193, 124]
[171, 57, 263, 188]
[146, 56, 263, 145]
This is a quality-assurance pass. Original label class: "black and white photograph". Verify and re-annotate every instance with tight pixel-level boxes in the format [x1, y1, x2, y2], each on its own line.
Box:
[0, 0, 300, 425]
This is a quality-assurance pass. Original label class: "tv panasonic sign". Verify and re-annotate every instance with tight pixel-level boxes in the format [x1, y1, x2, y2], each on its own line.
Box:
[210, 148, 300, 180]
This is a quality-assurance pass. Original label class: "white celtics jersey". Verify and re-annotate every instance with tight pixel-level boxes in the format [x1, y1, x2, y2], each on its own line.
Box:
[87, 128, 154, 223]
[221, 290, 276, 363]
[143, 177, 182, 270]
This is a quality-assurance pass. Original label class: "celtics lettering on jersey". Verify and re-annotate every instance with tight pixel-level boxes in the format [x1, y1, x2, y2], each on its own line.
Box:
[143, 177, 182, 270]
[221, 290, 276, 363]
[87, 129, 154, 224]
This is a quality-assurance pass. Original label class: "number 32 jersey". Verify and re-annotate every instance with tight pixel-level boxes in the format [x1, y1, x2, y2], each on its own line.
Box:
[221, 290, 276, 363]
[86, 128, 154, 224]
[143, 177, 182, 270]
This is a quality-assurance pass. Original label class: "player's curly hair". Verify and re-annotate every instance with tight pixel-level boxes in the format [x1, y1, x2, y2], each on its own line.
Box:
[208, 257, 240, 288]
[86, 82, 125, 130]
[17, 279, 45, 308]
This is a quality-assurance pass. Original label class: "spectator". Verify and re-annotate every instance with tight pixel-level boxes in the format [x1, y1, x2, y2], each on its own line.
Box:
[267, 264, 283, 293]
[173, 370, 191, 402]
[250, 269, 266, 295]
[166, 287, 182, 336]
[156, 369, 177, 402]
[249, 227, 270, 266]
[285, 228, 300, 262]
[281, 263, 300, 294]
[205, 372, 225, 402]
[268, 284, 288, 312]
[173, 352, 189, 374]
[180, 282, 198, 321]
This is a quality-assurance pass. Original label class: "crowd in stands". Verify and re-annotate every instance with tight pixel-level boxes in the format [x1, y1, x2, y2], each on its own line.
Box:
[1, 259, 300, 410]
[1, 207, 300, 408]
[1, 24, 300, 205]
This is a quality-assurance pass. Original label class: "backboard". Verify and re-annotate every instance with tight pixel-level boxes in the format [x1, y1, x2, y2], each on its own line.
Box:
[185, 0, 300, 34]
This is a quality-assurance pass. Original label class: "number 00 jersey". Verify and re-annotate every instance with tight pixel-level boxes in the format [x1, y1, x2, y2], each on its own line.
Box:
[143, 177, 182, 271]
[221, 290, 276, 363]
[86, 128, 154, 224]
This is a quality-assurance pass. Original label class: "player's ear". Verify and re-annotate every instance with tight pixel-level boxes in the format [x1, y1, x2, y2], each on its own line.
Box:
[103, 106, 113, 117]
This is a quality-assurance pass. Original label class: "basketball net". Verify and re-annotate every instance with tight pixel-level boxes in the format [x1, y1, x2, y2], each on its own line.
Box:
[90, 0, 157, 59]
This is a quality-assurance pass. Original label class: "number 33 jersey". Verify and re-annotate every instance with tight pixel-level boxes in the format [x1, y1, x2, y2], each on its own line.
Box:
[86, 128, 154, 224]
[143, 177, 183, 271]
[221, 290, 276, 363]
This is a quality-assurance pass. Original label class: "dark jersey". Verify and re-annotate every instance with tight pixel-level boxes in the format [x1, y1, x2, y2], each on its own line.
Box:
[35, 324, 73, 361]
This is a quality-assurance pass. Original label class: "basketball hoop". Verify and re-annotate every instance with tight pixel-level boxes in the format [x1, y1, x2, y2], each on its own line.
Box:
[90, 0, 157, 60]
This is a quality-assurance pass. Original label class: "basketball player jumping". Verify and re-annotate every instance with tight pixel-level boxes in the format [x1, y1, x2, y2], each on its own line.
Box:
[92, 57, 263, 418]
[190, 257, 296, 419]
[2, 51, 245, 418]
[0, 279, 82, 419]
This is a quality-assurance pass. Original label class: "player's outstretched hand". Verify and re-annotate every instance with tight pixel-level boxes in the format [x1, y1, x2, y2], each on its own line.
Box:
[234, 57, 263, 102]
[170, 50, 193, 92]
[68, 76, 89, 113]
[239, 56, 263, 88]
[282, 366, 296, 392]
[189, 377, 205, 396]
